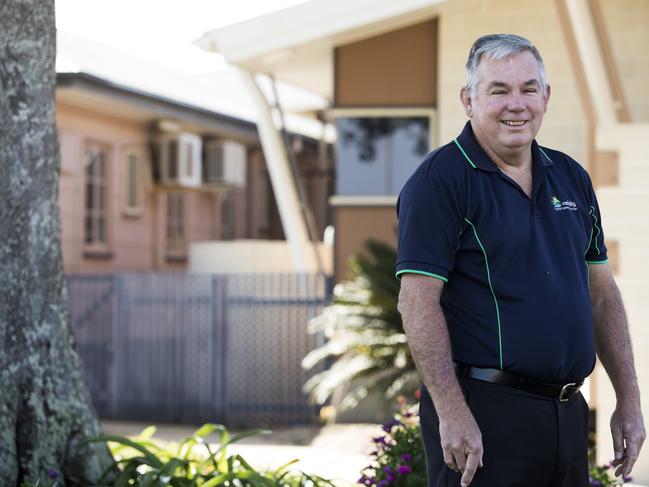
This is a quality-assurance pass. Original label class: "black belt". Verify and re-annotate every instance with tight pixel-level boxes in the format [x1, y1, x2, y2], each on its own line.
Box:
[454, 363, 584, 402]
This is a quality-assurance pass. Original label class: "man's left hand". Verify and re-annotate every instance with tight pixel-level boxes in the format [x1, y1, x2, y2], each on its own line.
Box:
[610, 405, 646, 478]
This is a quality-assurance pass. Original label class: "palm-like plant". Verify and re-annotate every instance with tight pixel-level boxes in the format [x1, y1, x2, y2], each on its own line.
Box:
[302, 239, 420, 412]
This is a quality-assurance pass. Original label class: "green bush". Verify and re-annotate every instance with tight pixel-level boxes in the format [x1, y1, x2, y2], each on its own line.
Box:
[302, 240, 419, 413]
[80, 423, 336, 486]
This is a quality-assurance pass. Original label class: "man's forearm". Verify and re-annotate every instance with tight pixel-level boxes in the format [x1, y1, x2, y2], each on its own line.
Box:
[592, 279, 640, 405]
[398, 280, 468, 418]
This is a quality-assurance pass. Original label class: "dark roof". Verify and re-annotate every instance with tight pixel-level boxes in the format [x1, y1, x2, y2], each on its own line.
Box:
[56, 72, 259, 142]
[56, 72, 327, 147]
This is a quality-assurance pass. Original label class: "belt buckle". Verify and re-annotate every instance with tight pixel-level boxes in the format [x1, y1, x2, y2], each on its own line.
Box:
[558, 382, 580, 402]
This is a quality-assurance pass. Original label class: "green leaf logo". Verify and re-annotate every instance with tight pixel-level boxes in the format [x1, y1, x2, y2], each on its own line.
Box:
[551, 196, 561, 208]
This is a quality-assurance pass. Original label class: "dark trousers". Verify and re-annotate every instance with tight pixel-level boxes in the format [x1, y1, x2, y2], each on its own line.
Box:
[419, 377, 590, 487]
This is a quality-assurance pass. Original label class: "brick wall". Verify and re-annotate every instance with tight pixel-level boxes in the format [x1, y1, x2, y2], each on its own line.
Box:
[598, 0, 649, 122]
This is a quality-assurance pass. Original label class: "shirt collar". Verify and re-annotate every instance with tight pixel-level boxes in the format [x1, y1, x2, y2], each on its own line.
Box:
[454, 121, 553, 172]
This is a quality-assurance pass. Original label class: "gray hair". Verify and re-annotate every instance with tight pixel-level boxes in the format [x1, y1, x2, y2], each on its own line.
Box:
[466, 34, 547, 97]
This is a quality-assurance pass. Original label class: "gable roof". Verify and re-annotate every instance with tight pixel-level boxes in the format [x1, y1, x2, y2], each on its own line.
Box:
[195, 0, 449, 96]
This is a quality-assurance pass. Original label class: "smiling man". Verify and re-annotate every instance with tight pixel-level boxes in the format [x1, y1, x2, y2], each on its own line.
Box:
[396, 34, 645, 487]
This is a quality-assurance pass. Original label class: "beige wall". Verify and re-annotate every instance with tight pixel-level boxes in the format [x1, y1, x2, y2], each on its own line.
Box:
[190, 240, 332, 275]
[437, 0, 588, 167]
[599, 0, 649, 122]
[592, 123, 649, 478]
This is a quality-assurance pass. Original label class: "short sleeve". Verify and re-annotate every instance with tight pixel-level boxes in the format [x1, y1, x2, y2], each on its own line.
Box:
[395, 164, 465, 282]
[585, 175, 608, 264]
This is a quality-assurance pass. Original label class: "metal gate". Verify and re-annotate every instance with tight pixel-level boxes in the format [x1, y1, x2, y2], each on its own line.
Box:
[68, 273, 327, 426]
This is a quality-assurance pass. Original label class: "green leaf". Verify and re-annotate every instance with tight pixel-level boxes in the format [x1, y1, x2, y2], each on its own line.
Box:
[84, 435, 164, 469]
[159, 457, 189, 478]
[114, 461, 139, 487]
[137, 425, 158, 440]
[272, 458, 300, 475]
[139, 470, 159, 487]
[194, 423, 219, 439]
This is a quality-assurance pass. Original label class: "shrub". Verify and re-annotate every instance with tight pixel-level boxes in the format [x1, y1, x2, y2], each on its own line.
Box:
[302, 240, 419, 413]
[83, 423, 336, 486]
[357, 398, 426, 486]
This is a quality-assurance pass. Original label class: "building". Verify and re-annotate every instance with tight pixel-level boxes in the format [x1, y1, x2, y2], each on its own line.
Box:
[196, 0, 649, 478]
[56, 34, 334, 274]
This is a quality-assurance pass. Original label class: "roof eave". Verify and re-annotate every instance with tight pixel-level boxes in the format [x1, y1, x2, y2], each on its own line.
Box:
[196, 0, 449, 64]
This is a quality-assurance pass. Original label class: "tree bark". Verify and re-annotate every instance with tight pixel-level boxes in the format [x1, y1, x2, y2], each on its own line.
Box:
[0, 1, 117, 485]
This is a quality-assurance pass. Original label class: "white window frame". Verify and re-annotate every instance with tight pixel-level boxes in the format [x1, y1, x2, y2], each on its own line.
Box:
[327, 107, 437, 146]
[327, 107, 437, 200]
[83, 141, 111, 252]
[166, 191, 186, 257]
[122, 147, 144, 217]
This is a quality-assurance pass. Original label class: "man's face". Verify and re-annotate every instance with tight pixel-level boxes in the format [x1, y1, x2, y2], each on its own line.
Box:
[461, 51, 550, 153]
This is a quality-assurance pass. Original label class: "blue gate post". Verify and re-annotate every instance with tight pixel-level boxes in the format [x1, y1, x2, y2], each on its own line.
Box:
[211, 275, 226, 424]
[111, 274, 125, 418]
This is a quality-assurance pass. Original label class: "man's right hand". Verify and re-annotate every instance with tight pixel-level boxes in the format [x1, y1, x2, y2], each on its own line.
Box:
[439, 406, 484, 487]
[398, 275, 484, 485]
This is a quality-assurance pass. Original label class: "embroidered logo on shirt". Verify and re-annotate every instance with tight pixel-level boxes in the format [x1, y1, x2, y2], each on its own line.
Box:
[551, 195, 578, 211]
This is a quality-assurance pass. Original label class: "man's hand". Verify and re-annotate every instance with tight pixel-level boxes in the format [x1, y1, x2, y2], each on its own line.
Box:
[439, 405, 484, 487]
[610, 405, 646, 477]
[398, 274, 484, 485]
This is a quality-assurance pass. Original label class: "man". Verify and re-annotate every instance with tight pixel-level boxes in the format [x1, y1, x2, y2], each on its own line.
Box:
[396, 34, 645, 487]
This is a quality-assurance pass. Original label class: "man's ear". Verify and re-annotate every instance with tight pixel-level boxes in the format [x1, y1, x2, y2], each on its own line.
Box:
[543, 84, 551, 113]
[460, 86, 473, 117]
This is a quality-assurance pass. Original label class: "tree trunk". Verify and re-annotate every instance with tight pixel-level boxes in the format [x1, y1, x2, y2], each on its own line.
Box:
[0, 1, 117, 485]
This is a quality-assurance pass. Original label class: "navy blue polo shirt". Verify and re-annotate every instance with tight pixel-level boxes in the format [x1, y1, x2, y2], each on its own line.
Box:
[396, 122, 608, 383]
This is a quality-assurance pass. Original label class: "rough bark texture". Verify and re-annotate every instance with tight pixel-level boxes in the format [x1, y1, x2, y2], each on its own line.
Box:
[0, 1, 117, 485]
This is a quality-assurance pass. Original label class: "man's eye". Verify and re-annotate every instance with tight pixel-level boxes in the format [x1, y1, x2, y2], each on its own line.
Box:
[492, 90, 506, 95]
[525, 89, 538, 93]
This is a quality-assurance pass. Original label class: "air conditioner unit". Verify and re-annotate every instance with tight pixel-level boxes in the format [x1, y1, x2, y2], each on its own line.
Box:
[203, 140, 246, 189]
[154, 133, 202, 188]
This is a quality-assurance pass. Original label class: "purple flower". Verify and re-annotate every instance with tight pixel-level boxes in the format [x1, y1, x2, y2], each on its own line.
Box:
[383, 466, 393, 474]
[48, 469, 59, 479]
[400, 453, 412, 463]
[624, 475, 633, 482]
[357, 474, 374, 485]
[397, 464, 412, 474]
[372, 435, 388, 445]
[377, 481, 389, 487]
[382, 418, 401, 432]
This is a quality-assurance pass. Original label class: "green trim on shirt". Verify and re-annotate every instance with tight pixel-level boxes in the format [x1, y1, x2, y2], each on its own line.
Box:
[465, 218, 503, 370]
[396, 269, 448, 283]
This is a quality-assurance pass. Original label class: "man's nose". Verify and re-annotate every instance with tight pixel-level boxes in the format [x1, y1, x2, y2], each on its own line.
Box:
[506, 93, 526, 111]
